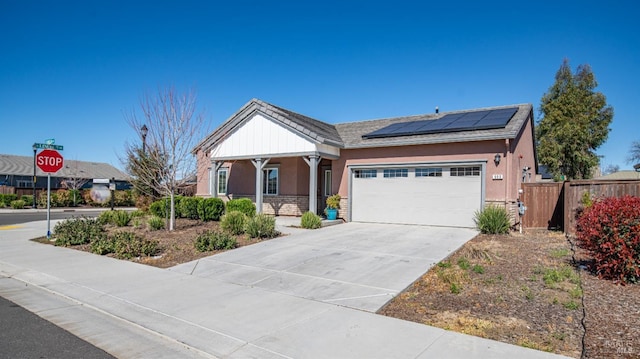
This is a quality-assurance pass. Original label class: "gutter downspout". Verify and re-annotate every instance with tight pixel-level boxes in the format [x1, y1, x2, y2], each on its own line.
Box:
[505, 138, 510, 210]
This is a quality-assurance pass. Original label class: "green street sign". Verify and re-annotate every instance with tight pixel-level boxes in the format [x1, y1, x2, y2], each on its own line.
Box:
[34, 143, 64, 150]
[45, 138, 55, 145]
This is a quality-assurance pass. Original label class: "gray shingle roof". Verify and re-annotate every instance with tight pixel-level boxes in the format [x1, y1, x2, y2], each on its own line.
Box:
[336, 103, 533, 148]
[194, 99, 533, 153]
[0, 154, 129, 180]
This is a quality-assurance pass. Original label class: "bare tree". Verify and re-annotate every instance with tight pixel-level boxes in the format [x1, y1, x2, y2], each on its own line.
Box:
[123, 86, 207, 231]
[628, 140, 640, 165]
[61, 160, 89, 206]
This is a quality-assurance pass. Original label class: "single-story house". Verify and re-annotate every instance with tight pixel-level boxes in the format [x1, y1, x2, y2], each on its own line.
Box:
[0, 154, 130, 191]
[596, 170, 640, 180]
[193, 99, 537, 228]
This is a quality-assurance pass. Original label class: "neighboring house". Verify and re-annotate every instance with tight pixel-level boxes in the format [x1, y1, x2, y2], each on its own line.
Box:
[596, 170, 640, 180]
[193, 99, 537, 228]
[0, 154, 130, 191]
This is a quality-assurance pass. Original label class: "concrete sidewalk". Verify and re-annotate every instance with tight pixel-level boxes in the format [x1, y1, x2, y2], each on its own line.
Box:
[0, 220, 571, 359]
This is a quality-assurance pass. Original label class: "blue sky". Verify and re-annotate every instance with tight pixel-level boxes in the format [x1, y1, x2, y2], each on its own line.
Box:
[1, 1, 638, 171]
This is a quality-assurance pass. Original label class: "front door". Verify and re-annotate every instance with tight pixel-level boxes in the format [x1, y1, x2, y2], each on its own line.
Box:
[319, 166, 332, 214]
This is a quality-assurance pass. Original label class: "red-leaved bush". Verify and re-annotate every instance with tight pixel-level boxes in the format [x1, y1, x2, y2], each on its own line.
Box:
[576, 195, 640, 284]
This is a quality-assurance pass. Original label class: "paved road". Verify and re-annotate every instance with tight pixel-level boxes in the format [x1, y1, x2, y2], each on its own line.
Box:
[0, 295, 115, 359]
[0, 210, 104, 226]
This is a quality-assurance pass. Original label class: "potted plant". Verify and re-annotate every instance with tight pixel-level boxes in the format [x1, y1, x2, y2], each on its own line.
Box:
[325, 194, 341, 220]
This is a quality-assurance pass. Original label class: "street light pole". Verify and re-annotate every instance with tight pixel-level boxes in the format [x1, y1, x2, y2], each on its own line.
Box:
[32, 144, 37, 208]
[141, 124, 148, 154]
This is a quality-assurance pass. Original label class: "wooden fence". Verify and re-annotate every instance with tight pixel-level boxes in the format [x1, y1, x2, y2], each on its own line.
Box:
[521, 179, 640, 234]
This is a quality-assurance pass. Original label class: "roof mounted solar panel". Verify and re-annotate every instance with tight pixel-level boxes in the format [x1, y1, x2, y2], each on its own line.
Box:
[362, 107, 519, 139]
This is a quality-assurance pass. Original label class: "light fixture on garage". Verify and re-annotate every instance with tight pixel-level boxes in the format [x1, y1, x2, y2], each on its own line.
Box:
[494, 154, 501, 165]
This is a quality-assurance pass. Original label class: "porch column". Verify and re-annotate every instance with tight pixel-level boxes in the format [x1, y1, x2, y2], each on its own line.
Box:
[303, 155, 321, 214]
[210, 161, 222, 198]
[251, 158, 270, 213]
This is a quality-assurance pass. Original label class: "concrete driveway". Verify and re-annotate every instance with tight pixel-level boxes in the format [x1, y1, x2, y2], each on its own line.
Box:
[171, 222, 478, 312]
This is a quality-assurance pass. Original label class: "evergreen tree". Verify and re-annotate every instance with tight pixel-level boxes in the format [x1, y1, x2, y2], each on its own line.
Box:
[536, 59, 613, 180]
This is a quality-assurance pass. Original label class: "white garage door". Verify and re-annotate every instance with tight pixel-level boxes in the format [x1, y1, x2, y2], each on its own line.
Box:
[351, 165, 482, 227]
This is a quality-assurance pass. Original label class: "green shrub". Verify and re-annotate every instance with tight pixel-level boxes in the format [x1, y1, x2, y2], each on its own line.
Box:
[114, 190, 135, 207]
[245, 213, 277, 239]
[90, 236, 115, 255]
[197, 197, 225, 221]
[149, 199, 166, 218]
[149, 196, 183, 218]
[110, 231, 159, 259]
[97, 210, 114, 225]
[220, 211, 247, 235]
[130, 210, 146, 218]
[112, 210, 131, 227]
[0, 194, 18, 207]
[576, 195, 640, 284]
[67, 189, 83, 206]
[300, 211, 322, 229]
[53, 217, 105, 246]
[10, 200, 25, 209]
[474, 205, 510, 234]
[178, 196, 202, 219]
[20, 195, 34, 206]
[194, 230, 237, 252]
[147, 216, 165, 231]
[226, 198, 255, 217]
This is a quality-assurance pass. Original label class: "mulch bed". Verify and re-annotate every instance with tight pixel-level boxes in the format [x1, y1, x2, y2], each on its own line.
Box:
[379, 230, 640, 358]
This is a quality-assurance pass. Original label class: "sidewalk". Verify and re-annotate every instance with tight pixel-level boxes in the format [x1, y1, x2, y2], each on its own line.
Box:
[0, 220, 571, 359]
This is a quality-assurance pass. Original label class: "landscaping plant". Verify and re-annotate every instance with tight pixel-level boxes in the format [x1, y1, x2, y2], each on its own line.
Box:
[245, 213, 277, 239]
[576, 195, 640, 284]
[194, 230, 237, 252]
[225, 198, 256, 217]
[53, 217, 106, 246]
[301, 211, 322, 229]
[220, 210, 247, 235]
[147, 216, 165, 231]
[197, 197, 225, 221]
[473, 205, 510, 234]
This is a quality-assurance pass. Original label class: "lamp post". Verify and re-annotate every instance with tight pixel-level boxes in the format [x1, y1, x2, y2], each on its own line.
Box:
[32, 144, 37, 208]
[141, 124, 148, 154]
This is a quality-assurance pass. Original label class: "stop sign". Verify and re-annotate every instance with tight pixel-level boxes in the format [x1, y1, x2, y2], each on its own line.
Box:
[36, 149, 64, 173]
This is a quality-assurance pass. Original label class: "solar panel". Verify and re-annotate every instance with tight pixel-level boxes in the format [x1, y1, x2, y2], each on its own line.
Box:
[361, 107, 519, 139]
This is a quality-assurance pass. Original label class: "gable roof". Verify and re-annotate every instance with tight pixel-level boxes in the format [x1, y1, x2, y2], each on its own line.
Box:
[193, 98, 343, 154]
[0, 154, 129, 180]
[195, 99, 534, 153]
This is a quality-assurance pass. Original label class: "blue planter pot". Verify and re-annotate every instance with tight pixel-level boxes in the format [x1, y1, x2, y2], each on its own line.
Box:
[326, 208, 338, 220]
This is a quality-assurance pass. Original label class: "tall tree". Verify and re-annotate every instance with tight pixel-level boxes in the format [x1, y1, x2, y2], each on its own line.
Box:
[536, 59, 613, 180]
[123, 86, 207, 231]
[627, 140, 640, 165]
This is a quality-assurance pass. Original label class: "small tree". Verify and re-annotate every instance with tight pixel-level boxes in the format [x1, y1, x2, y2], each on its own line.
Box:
[123, 86, 207, 231]
[536, 59, 613, 180]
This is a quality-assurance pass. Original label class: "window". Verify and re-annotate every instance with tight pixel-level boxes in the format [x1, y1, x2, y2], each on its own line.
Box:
[17, 180, 33, 188]
[354, 169, 377, 178]
[263, 168, 278, 195]
[217, 168, 228, 195]
[416, 168, 442, 177]
[324, 170, 332, 197]
[450, 166, 481, 176]
[383, 168, 408, 178]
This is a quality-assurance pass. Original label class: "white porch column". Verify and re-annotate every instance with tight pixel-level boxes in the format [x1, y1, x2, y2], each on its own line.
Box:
[251, 158, 270, 213]
[303, 155, 321, 214]
[210, 161, 223, 198]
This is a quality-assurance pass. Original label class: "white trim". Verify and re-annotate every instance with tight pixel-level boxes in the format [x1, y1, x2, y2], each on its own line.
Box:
[263, 167, 279, 196]
[217, 168, 228, 195]
[324, 170, 332, 197]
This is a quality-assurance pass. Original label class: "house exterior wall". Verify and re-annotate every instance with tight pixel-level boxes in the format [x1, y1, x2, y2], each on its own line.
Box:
[195, 149, 210, 196]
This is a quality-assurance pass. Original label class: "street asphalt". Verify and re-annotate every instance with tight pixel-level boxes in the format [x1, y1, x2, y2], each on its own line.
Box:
[0, 216, 572, 358]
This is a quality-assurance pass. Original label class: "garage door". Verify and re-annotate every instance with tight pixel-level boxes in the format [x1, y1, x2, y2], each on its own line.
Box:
[351, 165, 482, 227]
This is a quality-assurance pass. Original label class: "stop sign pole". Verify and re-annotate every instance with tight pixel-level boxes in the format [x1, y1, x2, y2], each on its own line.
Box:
[36, 149, 64, 238]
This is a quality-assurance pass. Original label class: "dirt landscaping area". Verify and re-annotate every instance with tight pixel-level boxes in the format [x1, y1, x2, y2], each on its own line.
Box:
[37, 218, 639, 358]
[379, 230, 640, 359]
